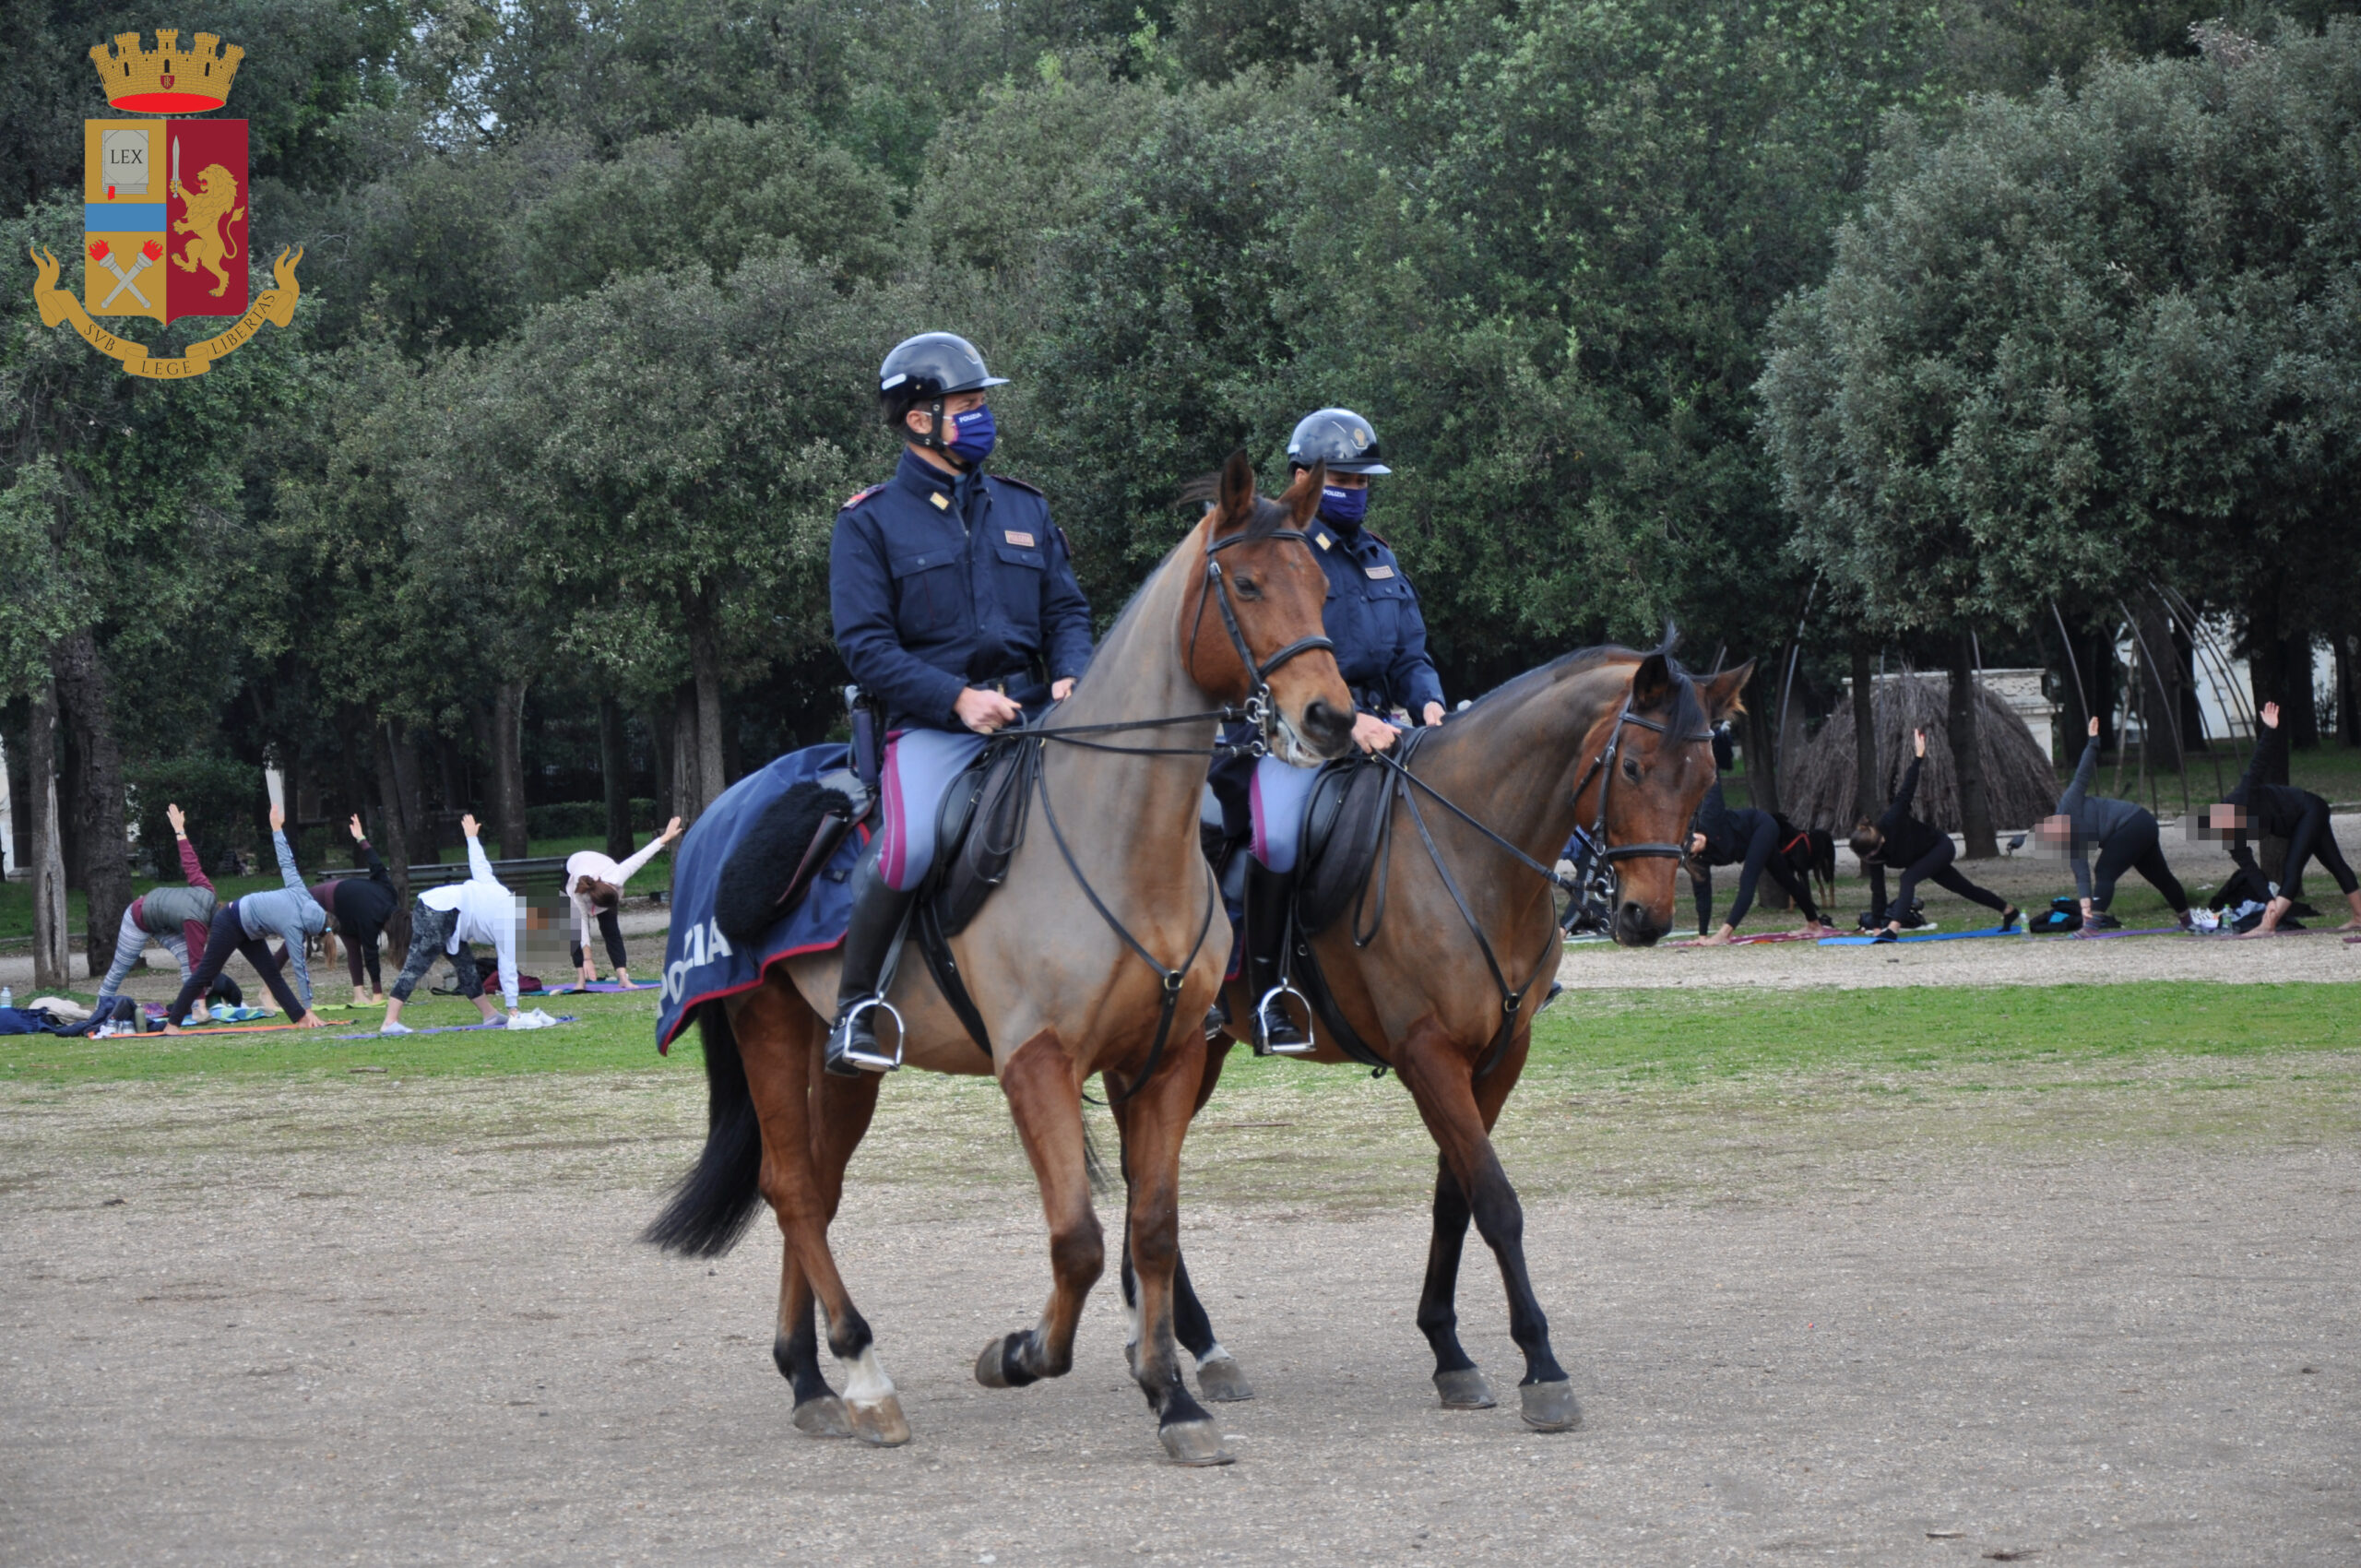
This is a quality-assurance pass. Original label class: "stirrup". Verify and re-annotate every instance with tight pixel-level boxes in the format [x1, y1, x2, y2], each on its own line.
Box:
[826, 995, 906, 1075]
[1251, 981, 1315, 1057]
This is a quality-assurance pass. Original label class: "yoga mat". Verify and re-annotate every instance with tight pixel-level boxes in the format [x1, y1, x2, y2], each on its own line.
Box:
[329, 1015, 579, 1042]
[1667, 929, 1826, 949]
[1820, 926, 2023, 946]
[153, 1021, 314, 1038]
[540, 980, 661, 995]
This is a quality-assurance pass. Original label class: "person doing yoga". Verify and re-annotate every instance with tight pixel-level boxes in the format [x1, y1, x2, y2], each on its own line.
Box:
[379, 814, 521, 1033]
[2036, 716, 2192, 930]
[91, 802, 219, 1024]
[161, 804, 330, 1033]
[1849, 730, 2020, 942]
[2207, 702, 2361, 935]
[1688, 780, 1833, 944]
[564, 816, 683, 986]
[300, 815, 400, 1005]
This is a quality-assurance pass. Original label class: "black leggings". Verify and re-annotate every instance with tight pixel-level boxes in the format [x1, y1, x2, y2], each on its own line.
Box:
[168, 903, 311, 1024]
[569, 908, 627, 971]
[332, 883, 387, 991]
[1694, 810, 1822, 932]
[1876, 837, 2010, 924]
[2282, 796, 2359, 897]
[2090, 814, 2189, 913]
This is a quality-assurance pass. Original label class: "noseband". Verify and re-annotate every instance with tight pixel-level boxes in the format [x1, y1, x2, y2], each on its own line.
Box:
[1566, 699, 1715, 908]
[1196, 528, 1335, 754]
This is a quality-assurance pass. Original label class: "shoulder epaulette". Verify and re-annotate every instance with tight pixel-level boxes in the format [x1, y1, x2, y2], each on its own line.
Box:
[1364, 529, 1392, 550]
[991, 473, 1048, 498]
[839, 483, 885, 511]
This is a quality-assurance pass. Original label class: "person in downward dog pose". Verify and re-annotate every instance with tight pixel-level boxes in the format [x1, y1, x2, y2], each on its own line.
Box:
[1687, 732, 1833, 943]
[298, 815, 401, 1004]
[380, 814, 522, 1033]
[825, 331, 1093, 1075]
[1850, 728, 2020, 942]
[1205, 408, 1445, 1051]
[2209, 701, 2361, 935]
[564, 816, 683, 986]
[2038, 716, 2193, 931]
[160, 805, 330, 1033]
[91, 802, 219, 1025]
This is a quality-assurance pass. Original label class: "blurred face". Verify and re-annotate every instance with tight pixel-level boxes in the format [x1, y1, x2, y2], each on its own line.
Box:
[2035, 814, 2072, 849]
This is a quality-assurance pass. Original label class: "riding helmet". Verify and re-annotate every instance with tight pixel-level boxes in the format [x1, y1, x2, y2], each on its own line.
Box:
[1285, 408, 1391, 475]
[878, 332, 1010, 398]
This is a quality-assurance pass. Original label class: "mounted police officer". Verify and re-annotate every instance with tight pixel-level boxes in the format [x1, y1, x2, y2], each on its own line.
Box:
[826, 332, 1094, 1075]
[1211, 407, 1446, 1051]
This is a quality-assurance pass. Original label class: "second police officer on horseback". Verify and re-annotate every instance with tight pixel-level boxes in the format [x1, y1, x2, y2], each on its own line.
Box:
[825, 333, 1094, 1076]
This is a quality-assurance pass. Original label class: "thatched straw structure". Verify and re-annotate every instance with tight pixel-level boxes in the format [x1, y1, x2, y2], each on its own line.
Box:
[1784, 675, 2059, 834]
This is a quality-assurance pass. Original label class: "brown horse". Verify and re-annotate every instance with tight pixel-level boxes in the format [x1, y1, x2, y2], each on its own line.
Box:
[1121, 643, 1749, 1430]
[645, 453, 1354, 1465]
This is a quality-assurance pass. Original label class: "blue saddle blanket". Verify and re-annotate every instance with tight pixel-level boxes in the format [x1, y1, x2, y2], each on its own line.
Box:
[656, 743, 864, 1053]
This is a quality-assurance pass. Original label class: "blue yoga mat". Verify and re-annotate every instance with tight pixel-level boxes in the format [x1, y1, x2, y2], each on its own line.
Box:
[1819, 926, 2023, 946]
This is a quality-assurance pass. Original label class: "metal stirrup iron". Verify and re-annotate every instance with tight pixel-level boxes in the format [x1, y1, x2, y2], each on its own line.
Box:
[1251, 978, 1315, 1056]
[831, 995, 906, 1075]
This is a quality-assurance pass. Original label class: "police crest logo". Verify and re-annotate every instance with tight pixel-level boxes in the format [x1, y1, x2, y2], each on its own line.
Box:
[24, 30, 303, 380]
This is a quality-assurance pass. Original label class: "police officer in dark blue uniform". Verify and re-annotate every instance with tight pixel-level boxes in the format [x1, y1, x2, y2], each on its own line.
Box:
[1213, 407, 1446, 1051]
[826, 332, 1094, 1075]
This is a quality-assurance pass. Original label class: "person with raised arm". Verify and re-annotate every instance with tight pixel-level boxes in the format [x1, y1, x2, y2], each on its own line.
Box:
[2037, 716, 2193, 931]
[91, 802, 220, 1025]
[564, 816, 683, 987]
[2209, 702, 2361, 935]
[1849, 728, 2019, 942]
[160, 804, 330, 1033]
[379, 814, 522, 1034]
[292, 814, 403, 1005]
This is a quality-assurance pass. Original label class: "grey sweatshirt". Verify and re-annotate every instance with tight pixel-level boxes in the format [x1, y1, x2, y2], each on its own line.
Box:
[2055, 737, 2150, 900]
[235, 831, 327, 1004]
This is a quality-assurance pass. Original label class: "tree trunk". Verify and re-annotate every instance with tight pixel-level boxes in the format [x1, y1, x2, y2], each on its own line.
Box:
[1949, 634, 1998, 859]
[2336, 631, 2358, 747]
[649, 705, 676, 826]
[670, 678, 704, 822]
[491, 679, 529, 860]
[685, 598, 727, 819]
[2281, 630, 2320, 750]
[52, 628, 131, 964]
[390, 720, 427, 848]
[2131, 595, 2182, 773]
[27, 683, 72, 988]
[1741, 671, 1781, 818]
[372, 720, 415, 960]
[599, 696, 634, 859]
[1849, 636, 1879, 824]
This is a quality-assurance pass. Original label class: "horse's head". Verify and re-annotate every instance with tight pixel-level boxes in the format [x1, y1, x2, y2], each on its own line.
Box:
[1585, 647, 1750, 946]
[1182, 450, 1355, 765]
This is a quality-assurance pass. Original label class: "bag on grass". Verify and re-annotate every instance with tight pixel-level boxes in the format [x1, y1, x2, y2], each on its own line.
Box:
[2028, 897, 2081, 934]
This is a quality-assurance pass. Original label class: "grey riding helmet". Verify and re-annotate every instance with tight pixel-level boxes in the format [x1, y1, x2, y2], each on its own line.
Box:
[878, 332, 1010, 398]
[1285, 408, 1391, 475]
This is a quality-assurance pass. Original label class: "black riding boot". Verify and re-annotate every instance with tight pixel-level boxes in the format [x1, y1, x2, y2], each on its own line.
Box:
[825, 856, 918, 1076]
[1243, 859, 1311, 1054]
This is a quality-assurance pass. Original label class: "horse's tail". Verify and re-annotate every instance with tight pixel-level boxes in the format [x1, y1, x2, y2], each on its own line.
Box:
[641, 1001, 766, 1257]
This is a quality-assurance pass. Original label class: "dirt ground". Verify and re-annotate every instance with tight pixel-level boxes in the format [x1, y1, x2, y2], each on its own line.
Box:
[4, 1037, 2357, 1566]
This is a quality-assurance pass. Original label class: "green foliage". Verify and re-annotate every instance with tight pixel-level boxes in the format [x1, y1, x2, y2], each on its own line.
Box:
[126, 753, 258, 870]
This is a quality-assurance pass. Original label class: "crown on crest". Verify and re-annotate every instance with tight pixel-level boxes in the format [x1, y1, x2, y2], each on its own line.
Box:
[89, 30, 243, 113]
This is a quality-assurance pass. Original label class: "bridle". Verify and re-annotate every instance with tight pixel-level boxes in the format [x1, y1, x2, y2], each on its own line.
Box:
[1192, 525, 1335, 755]
[1563, 697, 1715, 913]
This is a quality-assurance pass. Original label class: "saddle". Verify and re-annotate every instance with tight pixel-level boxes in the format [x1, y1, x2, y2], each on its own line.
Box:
[925, 737, 1036, 937]
[1296, 728, 1430, 937]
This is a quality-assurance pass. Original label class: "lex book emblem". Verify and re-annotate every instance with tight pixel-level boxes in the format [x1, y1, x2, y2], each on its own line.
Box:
[26, 30, 303, 379]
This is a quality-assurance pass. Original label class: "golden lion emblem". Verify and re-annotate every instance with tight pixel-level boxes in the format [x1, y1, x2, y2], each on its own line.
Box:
[171, 163, 244, 298]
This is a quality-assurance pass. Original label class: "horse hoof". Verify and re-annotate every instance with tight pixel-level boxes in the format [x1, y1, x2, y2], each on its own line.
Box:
[791, 1395, 853, 1439]
[847, 1394, 910, 1447]
[1158, 1418, 1235, 1467]
[1433, 1368, 1497, 1409]
[976, 1337, 1011, 1388]
[1196, 1354, 1256, 1403]
[1519, 1379, 1582, 1431]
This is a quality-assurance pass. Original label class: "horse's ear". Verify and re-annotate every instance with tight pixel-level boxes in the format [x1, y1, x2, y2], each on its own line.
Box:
[1631, 650, 1675, 713]
[1698, 659, 1754, 724]
[1282, 457, 1325, 527]
[1214, 448, 1257, 531]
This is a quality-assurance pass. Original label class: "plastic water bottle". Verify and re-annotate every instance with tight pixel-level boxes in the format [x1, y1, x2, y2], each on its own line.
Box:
[1, 986, 13, 1011]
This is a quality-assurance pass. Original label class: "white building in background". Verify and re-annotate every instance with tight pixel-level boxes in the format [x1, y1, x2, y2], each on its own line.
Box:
[2114, 616, 2339, 748]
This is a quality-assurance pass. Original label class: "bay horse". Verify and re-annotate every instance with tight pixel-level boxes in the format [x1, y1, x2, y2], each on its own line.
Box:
[645, 453, 1354, 1465]
[1125, 643, 1748, 1431]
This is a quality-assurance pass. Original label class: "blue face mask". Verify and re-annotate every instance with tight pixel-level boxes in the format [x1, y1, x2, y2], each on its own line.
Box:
[1319, 482, 1369, 529]
[946, 404, 997, 466]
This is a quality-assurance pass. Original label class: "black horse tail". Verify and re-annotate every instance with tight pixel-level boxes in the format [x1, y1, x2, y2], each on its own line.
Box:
[642, 1002, 766, 1257]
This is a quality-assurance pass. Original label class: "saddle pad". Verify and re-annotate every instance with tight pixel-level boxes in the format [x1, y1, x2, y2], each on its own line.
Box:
[1297, 754, 1396, 936]
[931, 737, 1035, 938]
[657, 744, 866, 1053]
[1819, 927, 2023, 946]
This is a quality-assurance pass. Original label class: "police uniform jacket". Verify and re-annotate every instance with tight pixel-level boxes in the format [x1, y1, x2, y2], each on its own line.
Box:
[1305, 517, 1445, 717]
[831, 449, 1094, 731]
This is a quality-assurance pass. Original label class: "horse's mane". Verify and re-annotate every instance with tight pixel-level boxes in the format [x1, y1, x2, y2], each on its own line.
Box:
[1071, 479, 1298, 682]
[1453, 634, 1708, 736]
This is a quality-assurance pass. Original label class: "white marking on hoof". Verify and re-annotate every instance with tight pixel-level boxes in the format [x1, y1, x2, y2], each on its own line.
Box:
[1194, 1341, 1229, 1370]
[838, 1346, 910, 1445]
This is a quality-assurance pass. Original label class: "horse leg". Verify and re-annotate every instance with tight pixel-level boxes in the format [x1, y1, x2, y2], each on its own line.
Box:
[773, 1043, 885, 1439]
[973, 1030, 1105, 1394]
[735, 979, 908, 1447]
[1117, 1036, 1253, 1400]
[1417, 1154, 1494, 1408]
[1396, 1021, 1579, 1432]
[1118, 1028, 1232, 1464]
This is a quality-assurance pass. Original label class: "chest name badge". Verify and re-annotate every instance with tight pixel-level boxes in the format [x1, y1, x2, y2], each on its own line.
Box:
[930, 492, 950, 511]
[1364, 564, 1395, 579]
[1004, 530, 1036, 548]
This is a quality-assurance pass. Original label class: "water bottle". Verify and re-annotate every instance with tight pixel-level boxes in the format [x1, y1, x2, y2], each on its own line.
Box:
[1, 986, 13, 1011]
